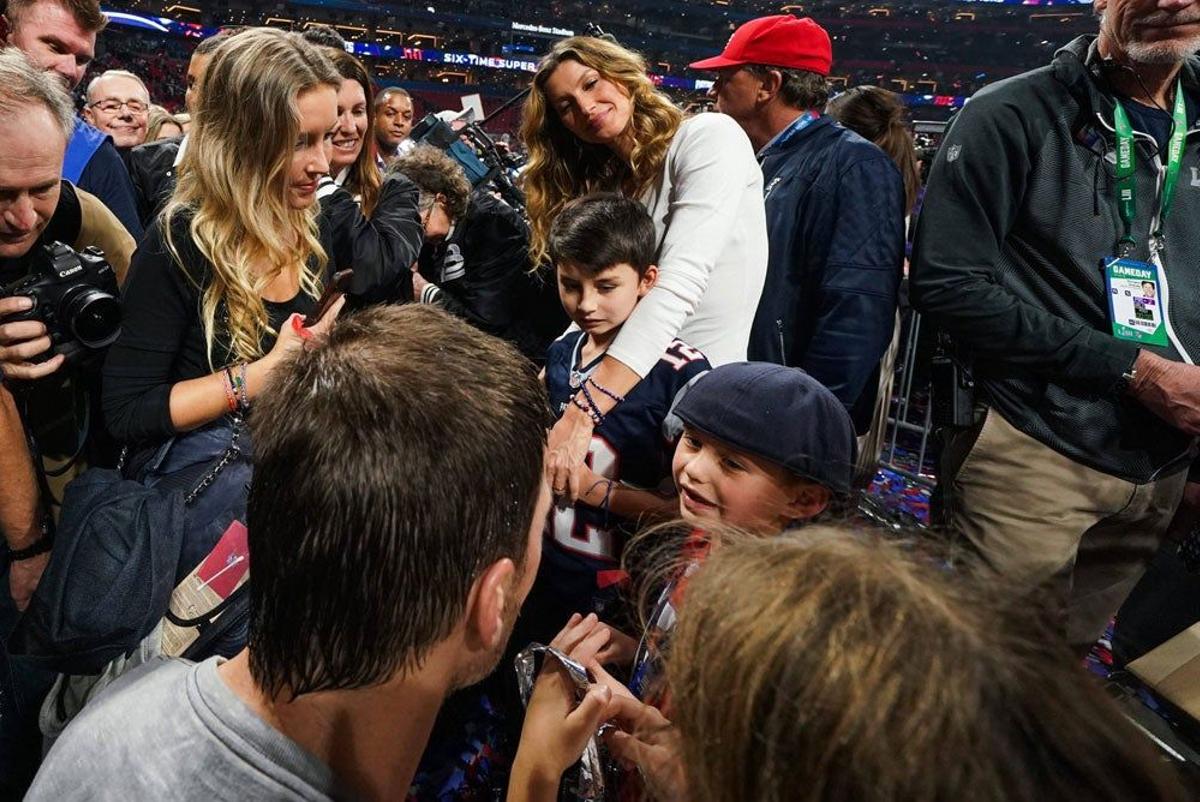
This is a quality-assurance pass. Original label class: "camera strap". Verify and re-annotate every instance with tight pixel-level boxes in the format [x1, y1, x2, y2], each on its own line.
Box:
[13, 388, 61, 540]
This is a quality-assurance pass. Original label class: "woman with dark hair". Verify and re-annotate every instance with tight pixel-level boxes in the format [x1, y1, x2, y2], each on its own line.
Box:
[325, 49, 382, 215]
[827, 85, 921, 216]
[521, 36, 768, 501]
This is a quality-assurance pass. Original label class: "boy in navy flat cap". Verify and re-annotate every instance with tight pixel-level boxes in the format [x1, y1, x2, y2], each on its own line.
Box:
[671, 361, 856, 534]
[613, 363, 858, 701]
[540, 363, 858, 697]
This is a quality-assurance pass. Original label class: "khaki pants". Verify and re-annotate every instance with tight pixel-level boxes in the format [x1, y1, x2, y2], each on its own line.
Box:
[942, 407, 1187, 650]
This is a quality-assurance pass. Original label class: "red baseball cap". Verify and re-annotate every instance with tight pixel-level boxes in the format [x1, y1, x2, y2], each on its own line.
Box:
[689, 15, 832, 76]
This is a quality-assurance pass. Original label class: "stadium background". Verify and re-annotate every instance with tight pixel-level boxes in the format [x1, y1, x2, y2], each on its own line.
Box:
[96, 0, 1096, 138]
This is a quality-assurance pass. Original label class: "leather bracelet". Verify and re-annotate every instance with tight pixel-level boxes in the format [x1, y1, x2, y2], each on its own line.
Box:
[7, 529, 53, 563]
[222, 367, 239, 413]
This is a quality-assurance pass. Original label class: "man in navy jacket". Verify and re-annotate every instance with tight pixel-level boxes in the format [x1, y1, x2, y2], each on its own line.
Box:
[692, 15, 904, 434]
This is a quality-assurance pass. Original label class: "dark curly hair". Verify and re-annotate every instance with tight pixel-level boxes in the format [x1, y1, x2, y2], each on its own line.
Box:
[388, 145, 472, 221]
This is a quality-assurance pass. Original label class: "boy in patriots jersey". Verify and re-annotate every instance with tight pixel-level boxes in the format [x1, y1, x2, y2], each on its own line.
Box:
[531, 194, 710, 641]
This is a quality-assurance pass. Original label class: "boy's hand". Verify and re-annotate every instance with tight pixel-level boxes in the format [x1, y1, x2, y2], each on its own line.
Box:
[579, 659, 638, 703]
[594, 628, 639, 667]
[510, 614, 619, 795]
[604, 695, 688, 802]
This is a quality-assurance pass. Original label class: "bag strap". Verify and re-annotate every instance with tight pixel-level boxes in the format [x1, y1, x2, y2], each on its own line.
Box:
[164, 582, 249, 629]
[183, 415, 246, 507]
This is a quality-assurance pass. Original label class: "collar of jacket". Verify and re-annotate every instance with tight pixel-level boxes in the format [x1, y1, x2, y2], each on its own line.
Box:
[757, 113, 834, 160]
[1052, 34, 1200, 127]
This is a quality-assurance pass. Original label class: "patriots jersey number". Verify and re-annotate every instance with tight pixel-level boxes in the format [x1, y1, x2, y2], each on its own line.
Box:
[550, 436, 620, 560]
[662, 341, 705, 371]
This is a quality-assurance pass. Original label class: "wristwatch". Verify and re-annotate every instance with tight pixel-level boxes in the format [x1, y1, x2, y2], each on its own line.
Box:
[6, 518, 54, 564]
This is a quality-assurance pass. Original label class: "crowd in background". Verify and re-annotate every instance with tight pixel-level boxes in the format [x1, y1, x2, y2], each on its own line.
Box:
[1, 0, 1199, 800]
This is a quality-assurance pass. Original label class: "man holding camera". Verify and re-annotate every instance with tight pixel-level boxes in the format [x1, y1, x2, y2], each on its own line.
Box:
[1, 46, 132, 597]
[0, 47, 132, 792]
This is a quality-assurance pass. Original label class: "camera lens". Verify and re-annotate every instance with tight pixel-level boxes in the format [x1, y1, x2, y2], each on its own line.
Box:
[64, 288, 122, 349]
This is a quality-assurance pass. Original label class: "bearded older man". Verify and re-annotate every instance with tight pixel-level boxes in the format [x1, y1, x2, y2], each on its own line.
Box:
[911, 0, 1200, 650]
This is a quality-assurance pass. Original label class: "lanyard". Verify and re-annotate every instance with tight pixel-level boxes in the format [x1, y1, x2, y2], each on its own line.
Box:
[1112, 79, 1188, 253]
[761, 110, 820, 155]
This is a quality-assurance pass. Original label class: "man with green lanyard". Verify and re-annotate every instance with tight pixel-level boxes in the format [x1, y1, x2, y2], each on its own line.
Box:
[910, 0, 1200, 652]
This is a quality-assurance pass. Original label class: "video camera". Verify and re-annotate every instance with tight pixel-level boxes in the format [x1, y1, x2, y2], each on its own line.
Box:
[410, 111, 527, 215]
[1, 241, 121, 369]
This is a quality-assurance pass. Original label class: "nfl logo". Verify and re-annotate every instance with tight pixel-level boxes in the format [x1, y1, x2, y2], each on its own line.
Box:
[946, 144, 962, 162]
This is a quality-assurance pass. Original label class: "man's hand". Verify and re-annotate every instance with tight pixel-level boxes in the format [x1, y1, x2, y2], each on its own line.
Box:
[1128, 351, 1200, 435]
[9, 550, 49, 611]
[0, 296, 65, 381]
[547, 404, 595, 503]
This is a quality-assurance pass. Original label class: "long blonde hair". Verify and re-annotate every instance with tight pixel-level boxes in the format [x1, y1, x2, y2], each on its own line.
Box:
[164, 28, 339, 367]
[521, 36, 683, 266]
[666, 528, 1189, 802]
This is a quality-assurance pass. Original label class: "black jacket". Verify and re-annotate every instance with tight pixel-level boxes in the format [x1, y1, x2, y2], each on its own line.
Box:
[748, 115, 905, 433]
[416, 192, 567, 362]
[127, 137, 182, 229]
[321, 172, 424, 304]
[911, 36, 1199, 482]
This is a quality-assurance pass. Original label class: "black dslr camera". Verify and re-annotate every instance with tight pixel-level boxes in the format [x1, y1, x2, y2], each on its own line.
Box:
[1, 241, 122, 366]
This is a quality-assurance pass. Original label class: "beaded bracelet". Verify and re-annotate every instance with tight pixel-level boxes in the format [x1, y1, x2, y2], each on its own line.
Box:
[585, 376, 625, 405]
[571, 393, 604, 426]
[579, 381, 605, 423]
[235, 363, 250, 410]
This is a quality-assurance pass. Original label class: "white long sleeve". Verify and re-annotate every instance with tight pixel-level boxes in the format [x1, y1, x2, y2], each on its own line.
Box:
[606, 113, 768, 375]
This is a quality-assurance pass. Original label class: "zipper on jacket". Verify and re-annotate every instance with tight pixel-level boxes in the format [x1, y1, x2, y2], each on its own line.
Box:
[776, 319, 787, 364]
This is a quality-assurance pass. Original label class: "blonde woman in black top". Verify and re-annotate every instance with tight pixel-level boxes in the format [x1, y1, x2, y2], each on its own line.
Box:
[104, 28, 422, 444]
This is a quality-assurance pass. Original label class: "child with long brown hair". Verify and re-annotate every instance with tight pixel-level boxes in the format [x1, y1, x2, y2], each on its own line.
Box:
[826, 85, 922, 216]
[511, 529, 1191, 802]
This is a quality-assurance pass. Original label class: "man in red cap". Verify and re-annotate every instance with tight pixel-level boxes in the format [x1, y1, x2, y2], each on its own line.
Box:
[690, 15, 904, 450]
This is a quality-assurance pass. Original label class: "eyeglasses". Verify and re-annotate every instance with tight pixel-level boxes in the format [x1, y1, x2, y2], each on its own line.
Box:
[88, 99, 149, 115]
